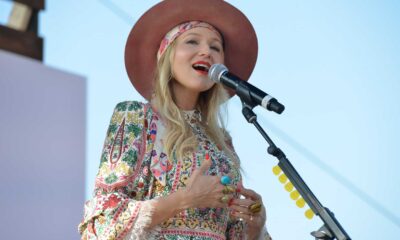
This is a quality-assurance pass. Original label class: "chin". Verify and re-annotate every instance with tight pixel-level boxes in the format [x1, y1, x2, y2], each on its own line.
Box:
[193, 83, 215, 93]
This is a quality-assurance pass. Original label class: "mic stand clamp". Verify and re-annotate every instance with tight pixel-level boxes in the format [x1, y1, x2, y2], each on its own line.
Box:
[311, 224, 334, 240]
[240, 98, 351, 240]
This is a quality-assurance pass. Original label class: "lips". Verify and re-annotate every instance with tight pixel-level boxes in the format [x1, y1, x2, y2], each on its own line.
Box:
[192, 61, 211, 74]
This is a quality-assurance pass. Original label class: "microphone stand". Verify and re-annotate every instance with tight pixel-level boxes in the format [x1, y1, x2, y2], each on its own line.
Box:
[238, 97, 351, 240]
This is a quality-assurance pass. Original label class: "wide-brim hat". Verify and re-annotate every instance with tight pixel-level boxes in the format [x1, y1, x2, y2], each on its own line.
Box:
[125, 0, 258, 100]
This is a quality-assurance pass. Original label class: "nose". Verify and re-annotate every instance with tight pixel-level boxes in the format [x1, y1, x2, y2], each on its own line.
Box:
[198, 43, 211, 57]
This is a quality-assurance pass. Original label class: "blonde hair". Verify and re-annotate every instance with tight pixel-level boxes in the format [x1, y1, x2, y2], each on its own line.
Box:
[151, 41, 238, 164]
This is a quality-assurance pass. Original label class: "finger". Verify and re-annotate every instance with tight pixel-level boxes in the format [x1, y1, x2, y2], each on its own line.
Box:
[238, 187, 262, 201]
[230, 209, 253, 221]
[229, 204, 253, 215]
[230, 198, 264, 214]
[227, 173, 239, 187]
[218, 192, 235, 202]
[229, 198, 254, 207]
[219, 174, 232, 186]
[222, 185, 236, 194]
[248, 201, 263, 214]
[231, 209, 264, 225]
[191, 153, 212, 179]
[227, 173, 235, 180]
[217, 173, 234, 186]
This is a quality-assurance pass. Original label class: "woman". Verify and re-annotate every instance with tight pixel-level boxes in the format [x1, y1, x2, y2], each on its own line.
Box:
[79, 0, 271, 239]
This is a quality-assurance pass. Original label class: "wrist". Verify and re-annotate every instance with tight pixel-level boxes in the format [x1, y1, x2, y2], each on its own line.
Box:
[174, 188, 192, 210]
[247, 225, 263, 240]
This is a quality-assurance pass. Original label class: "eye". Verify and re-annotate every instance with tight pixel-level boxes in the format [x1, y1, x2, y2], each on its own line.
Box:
[210, 45, 221, 52]
[186, 39, 198, 45]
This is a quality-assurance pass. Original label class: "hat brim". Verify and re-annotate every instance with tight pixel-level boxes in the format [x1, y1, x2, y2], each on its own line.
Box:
[125, 0, 258, 100]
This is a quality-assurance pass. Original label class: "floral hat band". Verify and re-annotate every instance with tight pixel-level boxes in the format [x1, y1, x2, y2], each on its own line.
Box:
[157, 21, 222, 60]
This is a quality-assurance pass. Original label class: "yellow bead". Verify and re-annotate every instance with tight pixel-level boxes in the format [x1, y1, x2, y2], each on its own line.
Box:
[305, 209, 315, 219]
[290, 190, 300, 200]
[296, 198, 306, 208]
[278, 173, 288, 183]
[284, 182, 294, 192]
[272, 165, 282, 175]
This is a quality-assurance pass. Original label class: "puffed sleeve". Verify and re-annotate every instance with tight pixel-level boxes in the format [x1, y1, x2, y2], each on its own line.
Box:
[78, 101, 158, 240]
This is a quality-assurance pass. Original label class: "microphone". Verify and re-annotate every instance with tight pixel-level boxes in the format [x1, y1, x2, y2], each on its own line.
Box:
[208, 64, 285, 114]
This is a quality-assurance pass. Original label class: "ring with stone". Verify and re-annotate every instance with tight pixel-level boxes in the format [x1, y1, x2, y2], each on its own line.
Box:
[220, 194, 230, 203]
[220, 175, 231, 186]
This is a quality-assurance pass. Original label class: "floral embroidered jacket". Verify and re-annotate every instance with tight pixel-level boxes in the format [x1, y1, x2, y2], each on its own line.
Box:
[78, 101, 271, 240]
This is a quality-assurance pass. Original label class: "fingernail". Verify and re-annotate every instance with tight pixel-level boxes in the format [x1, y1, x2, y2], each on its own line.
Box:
[205, 153, 210, 160]
[236, 186, 241, 193]
[228, 198, 234, 206]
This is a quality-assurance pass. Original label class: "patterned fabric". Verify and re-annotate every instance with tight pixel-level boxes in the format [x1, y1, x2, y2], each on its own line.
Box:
[157, 21, 222, 60]
[78, 101, 270, 240]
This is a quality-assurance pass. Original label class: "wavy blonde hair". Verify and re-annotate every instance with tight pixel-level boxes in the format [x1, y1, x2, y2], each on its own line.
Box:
[151, 41, 238, 164]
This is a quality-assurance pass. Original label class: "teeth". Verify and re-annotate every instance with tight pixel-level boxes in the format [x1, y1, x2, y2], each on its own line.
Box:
[193, 63, 210, 71]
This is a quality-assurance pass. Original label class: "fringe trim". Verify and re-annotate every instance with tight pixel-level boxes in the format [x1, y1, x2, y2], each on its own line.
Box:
[123, 199, 160, 240]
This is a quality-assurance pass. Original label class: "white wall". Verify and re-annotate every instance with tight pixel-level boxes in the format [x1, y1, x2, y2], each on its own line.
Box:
[0, 50, 86, 239]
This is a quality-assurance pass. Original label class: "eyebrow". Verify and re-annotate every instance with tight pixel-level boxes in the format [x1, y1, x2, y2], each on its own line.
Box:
[183, 32, 223, 44]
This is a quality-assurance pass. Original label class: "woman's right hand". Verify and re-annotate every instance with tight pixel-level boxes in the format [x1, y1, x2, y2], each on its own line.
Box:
[182, 154, 235, 209]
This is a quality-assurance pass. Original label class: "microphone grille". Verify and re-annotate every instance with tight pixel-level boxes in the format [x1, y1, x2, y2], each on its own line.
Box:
[208, 64, 228, 83]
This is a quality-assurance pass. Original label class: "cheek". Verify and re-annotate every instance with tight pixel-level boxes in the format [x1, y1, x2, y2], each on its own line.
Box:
[171, 62, 185, 80]
[213, 52, 224, 64]
[173, 50, 184, 61]
[172, 51, 190, 71]
[174, 45, 192, 61]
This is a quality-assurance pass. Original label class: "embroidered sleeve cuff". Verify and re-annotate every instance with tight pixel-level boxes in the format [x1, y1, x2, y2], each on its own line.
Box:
[123, 199, 160, 240]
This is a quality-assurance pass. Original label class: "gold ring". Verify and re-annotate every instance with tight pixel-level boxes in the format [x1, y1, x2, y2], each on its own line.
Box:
[248, 201, 262, 214]
[220, 195, 230, 203]
[222, 185, 235, 194]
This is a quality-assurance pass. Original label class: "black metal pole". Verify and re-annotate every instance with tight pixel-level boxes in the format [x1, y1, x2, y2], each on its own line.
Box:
[240, 100, 351, 240]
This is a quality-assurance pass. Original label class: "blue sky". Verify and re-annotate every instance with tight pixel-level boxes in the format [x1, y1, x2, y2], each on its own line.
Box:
[2, 0, 400, 239]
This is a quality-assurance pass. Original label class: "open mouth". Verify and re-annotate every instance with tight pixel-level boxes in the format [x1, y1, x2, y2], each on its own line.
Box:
[192, 62, 211, 74]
